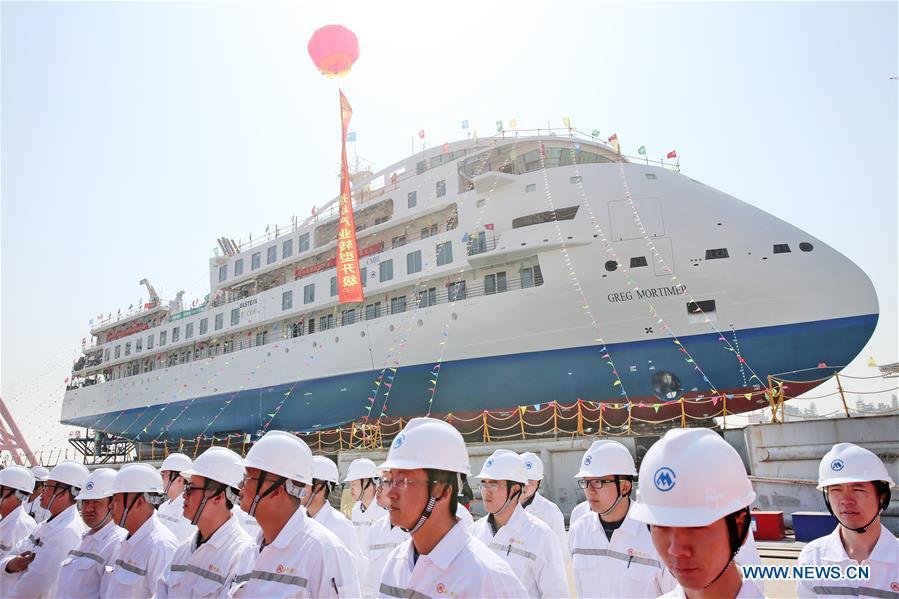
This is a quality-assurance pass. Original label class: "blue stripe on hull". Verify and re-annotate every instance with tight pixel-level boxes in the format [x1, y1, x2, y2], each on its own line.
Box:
[65, 314, 878, 440]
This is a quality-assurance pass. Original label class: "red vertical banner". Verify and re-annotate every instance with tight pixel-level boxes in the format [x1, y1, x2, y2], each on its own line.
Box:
[337, 89, 365, 304]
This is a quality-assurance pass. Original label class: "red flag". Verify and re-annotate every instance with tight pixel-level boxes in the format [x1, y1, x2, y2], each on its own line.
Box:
[418, 129, 426, 139]
[484, 223, 495, 230]
[442, 142, 449, 154]
[667, 150, 677, 159]
[608, 133, 618, 142]
[337, 90, 364, 304]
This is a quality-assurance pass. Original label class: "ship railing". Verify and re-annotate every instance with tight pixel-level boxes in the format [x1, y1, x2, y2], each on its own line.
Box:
[466, 236, 498, 256]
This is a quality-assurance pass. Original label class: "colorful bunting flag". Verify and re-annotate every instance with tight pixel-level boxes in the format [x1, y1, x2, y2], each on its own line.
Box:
[346, 131, 356, 142]
[495, 120, 503, 132]
[461, 119, 469, 129]
[509, 118, 517, 128]
[562, 116, 571, 128]
[667, 150, 677, 159]
[638, 145, 646, 155]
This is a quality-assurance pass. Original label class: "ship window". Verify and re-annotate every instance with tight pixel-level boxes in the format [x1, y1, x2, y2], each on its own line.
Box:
[391, 296, 407, 314]
[705, 248, 730, 260]
[283, 239, 293, 259]
[218, 265, 228, 282]
[630, 256, 648, 268]
[147, 335, 154, 350]
[267, 246, 277, 264]
[304, 284, 315, 304]
[230, 308, 239, 326]
[477, 198, 487, 208]
[214, 313, 223, 331]
[172, 327, 180, 342]
[330, 276, 337, 297]
[114, 345, 121, 359]
[342, 309, 356, 326]
[360, 267, 367, 288]
[199, 318, 208, 335]
[526, 183, 536, 193]
[407, 250, 422, 274]
[319, 314, 334, 331]
[570, 176, 582, 184]
[485, 271, 507, 295]
[365, 302, 382, 320]
[124, 342, 131, 357]
[380, 259, 394, 282]
[773, 243, 791, 254]
[160, 331, 167, 346]
[512, 206, 579, 229]
[645, 173, 657, 180]
[605, 260, 618, 272]
[687, 300, 717, 314]
[448, 281, 467, 301]
[408, 191, 417, 208]
[392, 235, 406, 248]
[437, 242, 453, 266]
[416, 160, 426, 175]
[417, 287, 437, 308]
[299, 233, 310, 252]
[282, 290, 293, 310]
[104, 348, 110, 361]
[520, 265, 543, 288]
[799, 242, 814, 252]
[436, 179, 446, 198]
[186, 323, 194, 339]
[234, 258, 244, 276]
[136, 338, 143, 352]
[251, 252, 261, 270]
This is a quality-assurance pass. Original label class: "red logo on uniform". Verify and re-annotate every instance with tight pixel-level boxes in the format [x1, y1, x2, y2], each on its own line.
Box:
[436, 583, 446, 593]
[276, 564, 285, 574]
[890, 582, 899, 592]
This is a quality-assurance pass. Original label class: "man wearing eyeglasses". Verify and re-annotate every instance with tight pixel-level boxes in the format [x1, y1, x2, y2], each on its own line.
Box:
[0, 461, 88, 598]
[156, 447, 257, 598]
[470, 450, 568, 598]
[156, 453, 197, 543]
[569, 440, 675, 598]
[376, 418, 527, 598]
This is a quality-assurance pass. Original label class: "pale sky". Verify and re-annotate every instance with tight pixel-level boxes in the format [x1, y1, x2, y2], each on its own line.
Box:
[2, 1, 897, 460]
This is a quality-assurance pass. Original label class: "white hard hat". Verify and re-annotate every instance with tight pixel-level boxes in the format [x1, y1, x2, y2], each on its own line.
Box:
[519, 452, 544, 481]
[47, 461, 90, 490]
[379, 417, 470, 475]
[31, 466, 50, 482]
[113, 464, 165, 494]
[160, 453, 193, 473]
[77, 468, 118, 500]
[817, 443, 895, 490]
[575, 440, 637, 479]
[0, 465, 36, 494]
[312, 456, 340, 484]
[183, 447, 245, 489]
[244, 430, 313, 485]
[476, 451, 528, 484]
[344, 458, 380, 482]
[630, 429, 756, 527]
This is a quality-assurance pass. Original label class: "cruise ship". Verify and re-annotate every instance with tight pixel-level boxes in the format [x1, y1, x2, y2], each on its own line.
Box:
[60, 131, 879, 442]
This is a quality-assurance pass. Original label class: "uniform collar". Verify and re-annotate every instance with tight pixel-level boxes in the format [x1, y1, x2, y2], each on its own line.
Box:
[204, 514, 241, 549]
[127, 511, 160, 545]
[46, 504, 79, 529]
[86, 518, 120, 539]
[4, 504, 26, 521]
[588, 507, 640, 537]
[502, 504, 528, 534]
[822, 523, 899, 563]
[270, 506, 306, 549]
[312, 503, 333, 523]
[408, 521, 468, 571]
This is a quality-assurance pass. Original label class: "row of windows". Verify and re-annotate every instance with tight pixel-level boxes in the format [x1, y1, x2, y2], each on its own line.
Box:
[218, 233, 312, 282]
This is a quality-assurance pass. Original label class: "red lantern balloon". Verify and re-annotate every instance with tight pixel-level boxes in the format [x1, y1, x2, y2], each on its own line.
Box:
[307, 24, 359, 78]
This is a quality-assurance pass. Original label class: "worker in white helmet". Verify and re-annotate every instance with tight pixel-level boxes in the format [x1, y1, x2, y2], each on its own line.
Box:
[0, 466, 37, 560]
[56, 468, 126, 599]
[306, 456, 368, 580]
[346, 458, 389, 554]
[0, 461, 88, 598]
[229, 430, 361, 597]
[569, 440, 676, 598]
[362, 468, 409, 598]
[22, 466, 50, 524]
[156, 452, 198, 543]
[156, 447, 257, 598]
[797, 442, 898, 598]
[519, 451, 567, 556]
[630, 428, 762, 598]
[377, 417, 527, 597]
[100, 464, 178, 598]
[471, 450, 569, 598]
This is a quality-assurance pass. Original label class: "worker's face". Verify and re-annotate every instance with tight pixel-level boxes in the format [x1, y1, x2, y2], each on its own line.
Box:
[584, 477, 630, 514]
[827, 482, 882, 529]
[80, 498, 113, 529]
[479, 479, 511, 514]
[651, 518, 736, 591]
[111, 492, 143, 529]
[0, 487, 21, 512]
[381, 468, 443, 530]
[182, 476, 215, 522]
[520, 479, 539, 502]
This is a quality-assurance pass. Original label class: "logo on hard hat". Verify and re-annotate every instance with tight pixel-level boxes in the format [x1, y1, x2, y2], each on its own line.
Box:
[485, 458, 494, 468]
[654, 467, 676, 492]
[393, 434, 405, 449]
[584, 455, 593, 466]
[831, 459, 845, 472]
[525, 461, 533, 470]
[85, 482, 94, 491]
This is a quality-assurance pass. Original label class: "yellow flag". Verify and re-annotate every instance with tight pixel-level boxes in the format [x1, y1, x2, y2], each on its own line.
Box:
[563, 116, 571, 128]
[472, 131, 478, 143]
[867, 356, 877, 367]
[519, 406, 526, 415]
[509, 118, 517, 129]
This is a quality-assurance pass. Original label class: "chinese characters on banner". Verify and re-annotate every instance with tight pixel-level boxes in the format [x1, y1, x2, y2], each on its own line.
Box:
[337, 89, 364, 304]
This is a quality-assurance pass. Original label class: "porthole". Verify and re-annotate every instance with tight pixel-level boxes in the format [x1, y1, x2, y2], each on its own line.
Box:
[417, 319, 424, 327]
[799, 242, 813, 252]
[334, 337, 339, 343]
[604, 260, 618, 272]
[389, 325, 395, 332]
[360, 331, 366, 338]
[451, 313, 458, 320]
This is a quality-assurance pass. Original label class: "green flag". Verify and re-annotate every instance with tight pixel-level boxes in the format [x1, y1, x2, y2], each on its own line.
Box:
[496, 120, 503, 132]
[591, 129, 600, 138]
[638, 145, 646, 155]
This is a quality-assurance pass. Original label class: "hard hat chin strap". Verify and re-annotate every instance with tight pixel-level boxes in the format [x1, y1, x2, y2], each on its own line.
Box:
[488, 482, 523, 517]
[703, 507, 751, 590]
[118, 493, 141, 528]
[93, 499, 114, 530]
[599, 477, 629, 518]
[46, 484, 75, 515]
[405, 496, 438, 534]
